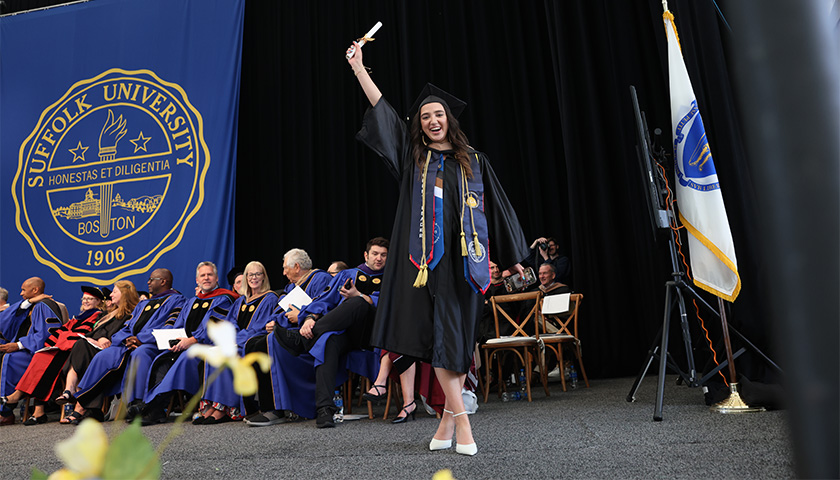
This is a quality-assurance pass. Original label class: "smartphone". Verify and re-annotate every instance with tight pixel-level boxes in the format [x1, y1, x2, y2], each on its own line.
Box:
[169, 339, 180, 347]
[343, 278, 353, 290]
[503, 267, 537, 293]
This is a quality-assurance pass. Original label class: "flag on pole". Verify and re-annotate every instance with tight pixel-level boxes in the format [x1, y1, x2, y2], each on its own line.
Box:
[664, 10, 741, 301]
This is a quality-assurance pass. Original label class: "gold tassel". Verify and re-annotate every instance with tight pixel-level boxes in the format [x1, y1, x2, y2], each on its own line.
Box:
[460, 232, 468, 256]
[473, 233, 481, 257]
[413, 265, 429, 288]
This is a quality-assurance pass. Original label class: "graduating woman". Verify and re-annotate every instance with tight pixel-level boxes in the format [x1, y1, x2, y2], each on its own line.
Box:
[347, 42, 529, 455]
[0, 286, 107, 425]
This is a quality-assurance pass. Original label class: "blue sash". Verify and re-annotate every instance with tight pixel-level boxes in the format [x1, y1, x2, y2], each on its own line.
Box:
[461, 154, 491, 294]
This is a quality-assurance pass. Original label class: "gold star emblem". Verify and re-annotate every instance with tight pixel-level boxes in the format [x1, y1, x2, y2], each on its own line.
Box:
[69, 141, 89, 163]
[129, 131, 152, 153]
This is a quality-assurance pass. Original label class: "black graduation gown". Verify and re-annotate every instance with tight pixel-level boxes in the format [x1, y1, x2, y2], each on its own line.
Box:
[357, 98, 529, 373]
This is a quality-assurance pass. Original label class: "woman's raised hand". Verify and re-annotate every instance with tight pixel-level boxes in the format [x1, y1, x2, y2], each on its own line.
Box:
[347, 41, 363, 70]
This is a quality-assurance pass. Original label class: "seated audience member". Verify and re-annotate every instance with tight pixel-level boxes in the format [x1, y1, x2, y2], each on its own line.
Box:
[137, 291, 151, 301]
[244, 249, 332, 426]
[363, 351, 418, 423]
[275, 237, 388, 428]
[193, 261, 278, 425]
[60, 282, 138, 424]
[138, 262, 237, 425]
[326, 261, 349, 276]
[537, 263, 569, 295]
[0, 277, 63, 426]
[528, 236, 571, 285]
[226, 266, 245, 296]
[1, 286, 106, 425]
[73, 269, 185, 422]
[0, 287, 9, 312]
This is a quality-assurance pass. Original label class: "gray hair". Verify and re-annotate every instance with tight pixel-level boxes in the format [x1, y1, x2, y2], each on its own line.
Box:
[196, 261, 218, 278]
[284, 248, 312, 270]
[0, 287, 7, 304]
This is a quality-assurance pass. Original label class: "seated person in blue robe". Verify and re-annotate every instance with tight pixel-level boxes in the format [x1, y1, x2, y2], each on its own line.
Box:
[243, 248, 332, 426]
[73, 268, 185, 422]
[274, 237, 388, 428]
[138, 261, 237, 425]
[192, 261, 278, 425]
[0, 277, 64, 426]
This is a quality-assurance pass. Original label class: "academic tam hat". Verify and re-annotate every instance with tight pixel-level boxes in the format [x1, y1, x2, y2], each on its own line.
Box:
[226, 265, 245, 287]
[406, 83, 466, 121]
[80, 285, 107, 301]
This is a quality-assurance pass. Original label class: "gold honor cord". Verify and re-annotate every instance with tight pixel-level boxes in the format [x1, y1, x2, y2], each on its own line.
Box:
[413, 151, 433, 288]
[462, 155, 481, 256]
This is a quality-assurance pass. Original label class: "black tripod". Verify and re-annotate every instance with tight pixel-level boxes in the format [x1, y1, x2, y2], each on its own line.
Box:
[625, 222, 720, 421]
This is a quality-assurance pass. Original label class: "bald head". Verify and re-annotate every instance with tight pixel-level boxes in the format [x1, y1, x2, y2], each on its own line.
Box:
[147, 268, 173, 295]
[21, 277, 45, 300]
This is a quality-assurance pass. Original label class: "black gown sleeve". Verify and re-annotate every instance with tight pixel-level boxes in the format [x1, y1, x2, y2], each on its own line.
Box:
[355, 98, 410, 181]
[479, 153, 531, 270]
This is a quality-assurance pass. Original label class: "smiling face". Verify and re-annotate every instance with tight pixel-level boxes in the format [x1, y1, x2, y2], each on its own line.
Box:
[283, 258, 301, 284]
[80, 293, 101, 312]
[109, 284, 122, 305]
[420, 102, 449, 145]
[489, 261, 502, 282]
[245, 265, 266, 293]
[196, 265, 218, 294]
[538, 264, 555, 287]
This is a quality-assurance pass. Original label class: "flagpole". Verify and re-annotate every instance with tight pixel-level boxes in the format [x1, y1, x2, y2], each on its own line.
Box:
[710, 297, 764, 413]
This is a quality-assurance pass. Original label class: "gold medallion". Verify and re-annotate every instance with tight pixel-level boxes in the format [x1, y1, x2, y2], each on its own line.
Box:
[192, 303, 199, 309]
[202, 302, 209, 309]
[358, 275, 367, 282]
[372, 278, 381, 284]
[249, 305, 255, 313]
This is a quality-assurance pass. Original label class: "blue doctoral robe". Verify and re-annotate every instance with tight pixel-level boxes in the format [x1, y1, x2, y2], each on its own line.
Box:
[203, 291, 278, 409]
[75, 291, 185, 405]
[143, 290, 235, 404]
[264, 269, 332, 419]
[0, 301, 63, 411]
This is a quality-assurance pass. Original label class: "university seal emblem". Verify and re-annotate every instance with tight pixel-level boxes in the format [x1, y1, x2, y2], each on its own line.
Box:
[674, 100, 719, 192]
[12, 69, 209, 284]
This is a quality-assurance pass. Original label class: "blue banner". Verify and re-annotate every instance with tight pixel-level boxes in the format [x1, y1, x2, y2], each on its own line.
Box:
[0, 0, 243, 303]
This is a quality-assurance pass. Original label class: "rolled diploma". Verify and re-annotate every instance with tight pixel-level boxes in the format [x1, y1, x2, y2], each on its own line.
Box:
[347, 21, 382, 58]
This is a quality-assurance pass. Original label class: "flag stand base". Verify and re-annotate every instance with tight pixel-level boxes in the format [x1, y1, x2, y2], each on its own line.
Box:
[711, 383, 765, 414]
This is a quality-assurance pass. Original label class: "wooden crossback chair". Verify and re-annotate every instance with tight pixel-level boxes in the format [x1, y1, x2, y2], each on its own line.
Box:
[539, 292, 589, 391]
[481, 290, 549, 402]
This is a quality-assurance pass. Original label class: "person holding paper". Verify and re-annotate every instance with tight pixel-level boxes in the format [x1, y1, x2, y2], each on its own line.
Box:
[0, 277, 64, 426]
[0, 286, 105, 425]
[138, 261, 237, 425]
[73, 269, 185, 422]
[274, 237, 388, 428]
[347, 44, 529, 455]
[244, 248, 332, 426]
[59, 281, 139, 424]
[192, 261, 277, 425]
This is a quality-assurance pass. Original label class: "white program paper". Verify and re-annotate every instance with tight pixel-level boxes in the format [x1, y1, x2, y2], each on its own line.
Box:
[152, 328, 187, 350]
[278, 285, 313, 312]
[541, 293, 571, 315]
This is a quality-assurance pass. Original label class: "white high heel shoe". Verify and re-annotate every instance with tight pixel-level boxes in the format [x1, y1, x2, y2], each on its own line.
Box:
[452, 410, 477, 456]
[429, 409, 454, 451]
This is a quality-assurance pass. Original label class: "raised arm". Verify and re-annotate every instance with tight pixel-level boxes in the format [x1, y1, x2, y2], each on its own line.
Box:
[347, 41, 382, 107]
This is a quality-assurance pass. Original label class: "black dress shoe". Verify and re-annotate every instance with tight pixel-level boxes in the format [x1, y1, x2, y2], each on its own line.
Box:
[23, 414, 49, 426]
[140, 408, 168, 426]
[124, 402, 144, 423]
[315, 406, 336, 428]
[274, 326, 307, 356]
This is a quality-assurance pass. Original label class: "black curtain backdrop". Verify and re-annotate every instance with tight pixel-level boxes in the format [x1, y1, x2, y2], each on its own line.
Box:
[3, 0, 775, 380]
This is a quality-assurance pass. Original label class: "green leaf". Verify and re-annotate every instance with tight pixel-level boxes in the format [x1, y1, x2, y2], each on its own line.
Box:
[101, 420, 161, 479]
[29, 467, 48, 480]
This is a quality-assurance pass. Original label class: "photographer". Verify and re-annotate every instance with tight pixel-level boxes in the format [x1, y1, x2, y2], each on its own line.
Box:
[528, 236, 571, 287]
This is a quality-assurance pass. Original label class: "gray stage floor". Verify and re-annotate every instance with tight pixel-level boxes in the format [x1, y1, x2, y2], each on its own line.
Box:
[1, 375, 793, 479]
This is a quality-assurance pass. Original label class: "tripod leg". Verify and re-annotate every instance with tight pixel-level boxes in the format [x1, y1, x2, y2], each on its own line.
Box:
[655, 283, 675, 421]
[674, 287, 697, 386]
[626, 335, 661, 402]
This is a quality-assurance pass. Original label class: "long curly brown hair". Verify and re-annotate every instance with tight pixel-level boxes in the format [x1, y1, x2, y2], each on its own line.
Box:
[410, 101, 473, 178]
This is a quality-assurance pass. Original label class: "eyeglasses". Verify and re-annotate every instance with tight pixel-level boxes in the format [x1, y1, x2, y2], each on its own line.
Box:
[80, 296, 99, 302]
[148, 277, 164, 282]
[246, 272, 265, 278]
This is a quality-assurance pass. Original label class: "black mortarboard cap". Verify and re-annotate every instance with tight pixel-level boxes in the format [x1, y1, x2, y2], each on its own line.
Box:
[81, 285, 107, 301]
[100, 287, 112, 300]
[226, 265, 245, 287]
[406, 83, 467, 121]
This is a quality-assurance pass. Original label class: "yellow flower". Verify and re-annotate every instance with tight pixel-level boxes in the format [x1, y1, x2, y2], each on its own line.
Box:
[432, 469, 456, 480]
[187, 318, 271, 396]
[49, 418, 108, 479]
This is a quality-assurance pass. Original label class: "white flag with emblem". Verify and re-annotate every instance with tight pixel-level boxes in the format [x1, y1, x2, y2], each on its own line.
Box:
[664, 10, 741, 301]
